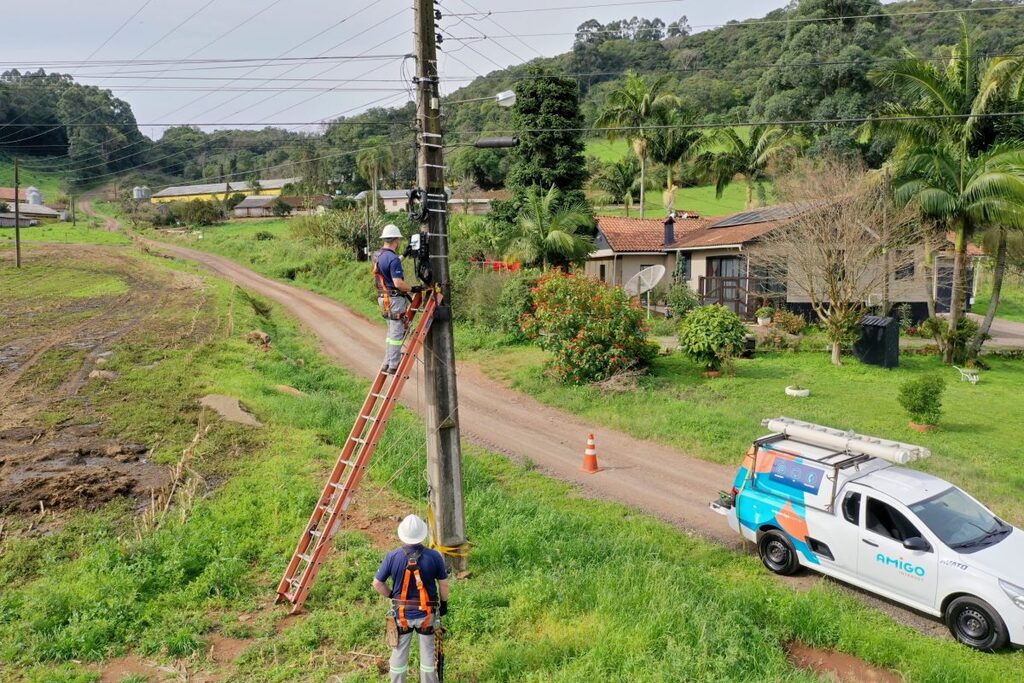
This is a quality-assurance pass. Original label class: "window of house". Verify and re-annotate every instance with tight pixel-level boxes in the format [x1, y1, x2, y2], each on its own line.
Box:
[599, 264, 606, 282]
[895, 250, 915, 281]
[866, 498, 923, 543]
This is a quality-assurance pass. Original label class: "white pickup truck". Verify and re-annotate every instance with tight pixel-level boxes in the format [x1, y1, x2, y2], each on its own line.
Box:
[712, 417, 1024, 651]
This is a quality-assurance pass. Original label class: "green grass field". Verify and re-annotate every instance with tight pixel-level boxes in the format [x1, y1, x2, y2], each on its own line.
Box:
[594, 182, 752, 218]
[3, 248, 1022, 681]
[0, 222, 131, 247]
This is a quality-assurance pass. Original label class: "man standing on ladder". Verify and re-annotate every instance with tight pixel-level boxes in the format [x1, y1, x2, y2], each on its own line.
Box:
[373, 515, 449, 683]
[374, 225, 421, 374]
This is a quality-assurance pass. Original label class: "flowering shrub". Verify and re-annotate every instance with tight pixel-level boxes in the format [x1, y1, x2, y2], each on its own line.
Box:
[520, 271, 656, 384]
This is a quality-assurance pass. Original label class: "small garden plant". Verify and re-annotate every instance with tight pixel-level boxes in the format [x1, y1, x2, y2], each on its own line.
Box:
[678, 304, 748, 372]
[520, 271, 656, 384]
[898, 374, 946, 427]
[756, 306, 774, 320]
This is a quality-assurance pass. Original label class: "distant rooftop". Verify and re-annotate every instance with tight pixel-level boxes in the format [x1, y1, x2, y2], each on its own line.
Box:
[153, 177, 300, 198]
[708, 204, 806, 229]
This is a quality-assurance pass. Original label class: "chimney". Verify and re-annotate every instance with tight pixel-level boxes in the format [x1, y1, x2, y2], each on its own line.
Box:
[663, 213, 675, 246]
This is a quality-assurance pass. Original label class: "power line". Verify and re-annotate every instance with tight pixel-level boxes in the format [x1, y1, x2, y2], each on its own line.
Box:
[167, 1, 404, 124]
[444, 0, 684, 16]
[80, 0, 157, 63]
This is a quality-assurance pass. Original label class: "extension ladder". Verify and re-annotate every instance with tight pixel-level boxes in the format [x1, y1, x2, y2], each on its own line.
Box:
[276, 289, 440, 614]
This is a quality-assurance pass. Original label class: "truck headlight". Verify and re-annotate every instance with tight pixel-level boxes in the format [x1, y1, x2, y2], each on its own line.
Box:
[1000, 579, 1024, 610]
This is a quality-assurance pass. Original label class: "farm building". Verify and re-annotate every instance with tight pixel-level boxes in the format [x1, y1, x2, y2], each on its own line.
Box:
[352, 188, 455, 213]
[151, 178, 300, 204]
[233, 195, 331, 218]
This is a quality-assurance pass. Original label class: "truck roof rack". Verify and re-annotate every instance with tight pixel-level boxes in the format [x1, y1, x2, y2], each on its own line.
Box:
[761, 417, 931, 465]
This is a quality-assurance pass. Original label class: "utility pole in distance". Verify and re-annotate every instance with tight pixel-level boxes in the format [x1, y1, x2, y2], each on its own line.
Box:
[414, 0, 468, 569]
[14, 158, 21, 268]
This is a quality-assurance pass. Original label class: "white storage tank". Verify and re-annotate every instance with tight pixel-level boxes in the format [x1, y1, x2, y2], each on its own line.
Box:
[26, 186, 42, 205]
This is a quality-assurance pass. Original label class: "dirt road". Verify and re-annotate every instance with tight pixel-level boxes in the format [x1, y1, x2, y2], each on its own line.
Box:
[136, 237, 947, 638]
[147, 242, 734, 535]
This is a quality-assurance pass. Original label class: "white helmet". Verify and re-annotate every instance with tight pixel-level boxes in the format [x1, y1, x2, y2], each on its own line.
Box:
[380, 224, 402, 240]
[397, 514, 429, 545]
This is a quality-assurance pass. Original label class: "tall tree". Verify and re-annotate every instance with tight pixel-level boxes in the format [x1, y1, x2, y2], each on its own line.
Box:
[505, 186, 594, 270]
[492, 67, 590, 229]
[593, 155, 640, 216]
[356, 138, 396, 216]
[648, 107, 703, 211]
[871, 19, 1024, 361]
[594, 72, 681, 218]
[697, 125, 799, 210]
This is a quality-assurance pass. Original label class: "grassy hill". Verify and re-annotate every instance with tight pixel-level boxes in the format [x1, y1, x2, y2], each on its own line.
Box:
[0, 157, 67, 200]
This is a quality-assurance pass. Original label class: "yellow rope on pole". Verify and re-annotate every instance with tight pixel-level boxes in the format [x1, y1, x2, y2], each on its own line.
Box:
[427, 503, 470, 558]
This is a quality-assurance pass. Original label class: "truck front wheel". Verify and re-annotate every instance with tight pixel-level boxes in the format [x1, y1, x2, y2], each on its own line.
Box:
[945, 596, 1009, 651]
[758, 529, 800, 575]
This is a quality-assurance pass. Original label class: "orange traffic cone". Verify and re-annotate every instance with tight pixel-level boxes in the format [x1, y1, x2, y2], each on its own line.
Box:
[581, 433, 601, 474]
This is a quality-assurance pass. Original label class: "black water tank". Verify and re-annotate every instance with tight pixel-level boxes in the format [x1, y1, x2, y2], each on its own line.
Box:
[854, 315, 899, 368]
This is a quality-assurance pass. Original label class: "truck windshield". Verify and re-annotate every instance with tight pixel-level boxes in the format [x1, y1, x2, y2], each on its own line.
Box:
[909, 487, 1010, 550]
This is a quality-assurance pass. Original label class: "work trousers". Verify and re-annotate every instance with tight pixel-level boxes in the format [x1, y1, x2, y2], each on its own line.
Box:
[379, 295, 409, 371]
[389, 617, 437, 683]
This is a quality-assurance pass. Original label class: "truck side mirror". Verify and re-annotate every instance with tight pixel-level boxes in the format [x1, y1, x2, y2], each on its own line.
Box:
[903, 536, 931, 552]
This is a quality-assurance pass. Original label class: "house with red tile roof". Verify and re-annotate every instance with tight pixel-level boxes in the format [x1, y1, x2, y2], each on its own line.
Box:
[586, 205, 983, 320]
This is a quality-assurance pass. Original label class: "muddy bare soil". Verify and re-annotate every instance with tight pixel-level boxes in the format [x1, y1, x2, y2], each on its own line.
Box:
[0, 246, 204, 525]
[0, 423, 166, 513]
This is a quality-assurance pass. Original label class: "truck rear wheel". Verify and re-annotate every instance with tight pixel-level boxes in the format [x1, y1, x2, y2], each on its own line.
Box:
[945, 596, 1009, 651]
[758, 529, 800, 575]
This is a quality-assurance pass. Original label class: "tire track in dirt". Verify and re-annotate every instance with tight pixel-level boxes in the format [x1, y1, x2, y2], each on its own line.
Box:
[137, 236, 949, 640]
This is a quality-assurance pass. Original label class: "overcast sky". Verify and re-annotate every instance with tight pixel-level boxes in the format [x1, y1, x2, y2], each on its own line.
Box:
[4, 1, 892, 139]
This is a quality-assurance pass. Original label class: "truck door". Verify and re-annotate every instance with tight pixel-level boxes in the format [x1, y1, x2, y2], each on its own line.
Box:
[817, 489, 863, 579]
[857, 495, 938, 608]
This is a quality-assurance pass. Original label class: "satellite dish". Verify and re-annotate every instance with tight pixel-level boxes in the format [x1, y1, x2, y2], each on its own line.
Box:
[624, 265, 666, 297]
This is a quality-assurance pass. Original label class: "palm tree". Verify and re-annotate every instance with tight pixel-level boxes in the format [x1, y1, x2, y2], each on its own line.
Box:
[697, 125, 798, 210]
[356, 139, 395, 216]
[593, 155, 640, 216]
[871, 19, 1024, 361]
[505, 186, 595, 270]
[648, 107, 703, 212]
[593, 72, 681, 218]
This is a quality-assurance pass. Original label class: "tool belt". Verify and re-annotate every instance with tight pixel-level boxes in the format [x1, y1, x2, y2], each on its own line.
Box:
[390, 598, 440, 634]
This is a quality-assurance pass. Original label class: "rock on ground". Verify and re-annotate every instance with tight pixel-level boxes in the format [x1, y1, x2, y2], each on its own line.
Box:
[199, 395, 263, 427]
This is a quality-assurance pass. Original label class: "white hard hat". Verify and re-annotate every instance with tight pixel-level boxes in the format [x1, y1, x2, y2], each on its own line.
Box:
[397, 514, 429, 545]
[380, 224, 402, 240]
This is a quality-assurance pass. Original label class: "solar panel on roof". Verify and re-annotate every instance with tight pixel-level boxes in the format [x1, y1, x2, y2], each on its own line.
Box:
[709, 204, 804, 229]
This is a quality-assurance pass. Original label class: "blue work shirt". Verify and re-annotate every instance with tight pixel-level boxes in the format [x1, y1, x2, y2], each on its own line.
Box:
[375, 544, 447, 620]
[375, 247, 404, 291]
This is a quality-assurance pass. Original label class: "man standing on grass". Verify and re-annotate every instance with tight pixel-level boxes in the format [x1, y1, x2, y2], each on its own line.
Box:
[373, 514, 449, 683]
[373, 224, 421, 375]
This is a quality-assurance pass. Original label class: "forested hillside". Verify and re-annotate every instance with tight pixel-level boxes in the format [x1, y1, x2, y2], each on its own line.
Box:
[1, 0, 1022, 191]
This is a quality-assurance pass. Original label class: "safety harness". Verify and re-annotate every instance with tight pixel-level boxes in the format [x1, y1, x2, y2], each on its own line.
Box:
[373, 250, 407, 321]
[392, 548, 436, 635]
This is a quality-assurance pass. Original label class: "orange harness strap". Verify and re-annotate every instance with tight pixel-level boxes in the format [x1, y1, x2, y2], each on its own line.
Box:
[396, 553, 432, 630]
[374, 260, 392, 317]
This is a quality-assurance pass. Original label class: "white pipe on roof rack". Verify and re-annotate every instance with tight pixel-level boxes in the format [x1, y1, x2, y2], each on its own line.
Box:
[762, 417, 931, 465]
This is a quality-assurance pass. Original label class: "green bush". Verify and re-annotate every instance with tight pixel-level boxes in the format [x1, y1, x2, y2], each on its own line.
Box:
[898, 374, 946, 426]
[678, 305, 748, 371]
[455, 270, 506, 328]
[225, 193, 247, 211]
[772, 309, 807, 335]
[270, 198, 292, 217]
[666, 284, 698, 319]
[496, 271, 538, 341]
[521, 271, 655, 384]
[755, 306, 774, 319]
[253, 230, 276, 241]
[918, 316, 981, 363]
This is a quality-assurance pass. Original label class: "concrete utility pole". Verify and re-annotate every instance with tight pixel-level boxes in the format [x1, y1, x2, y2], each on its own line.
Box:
[14, 158, 21, 268]
[414, 0, 468, 569]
